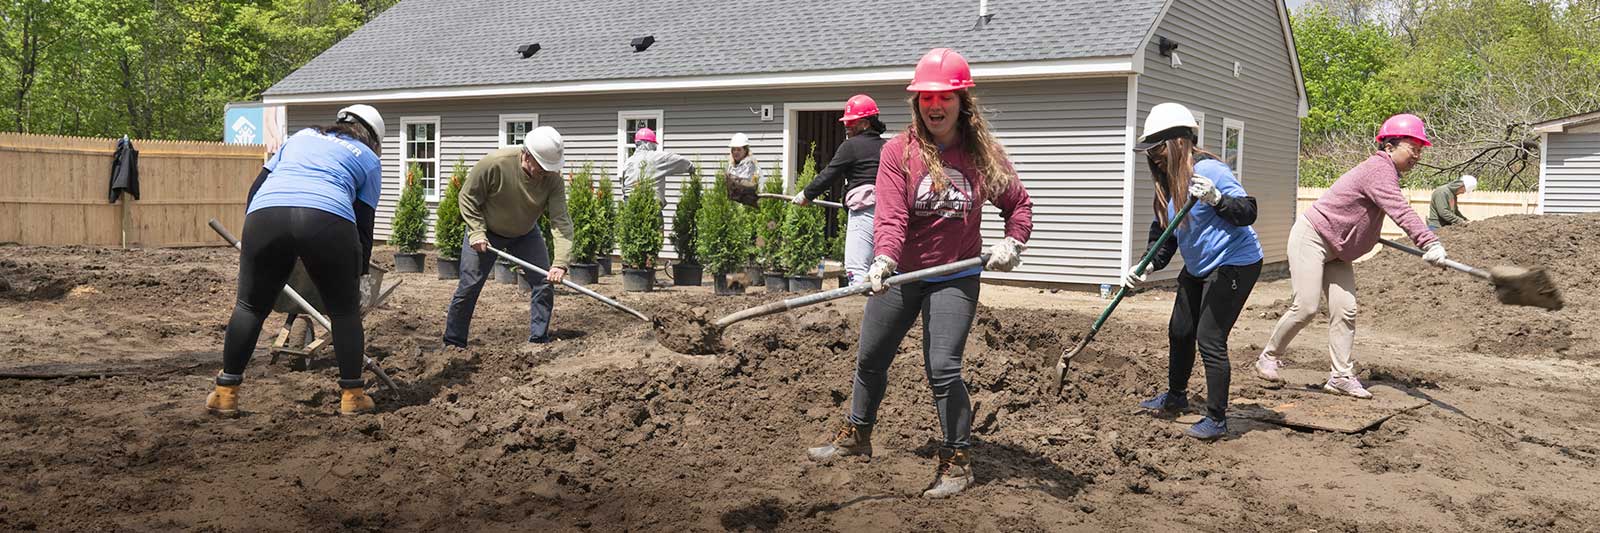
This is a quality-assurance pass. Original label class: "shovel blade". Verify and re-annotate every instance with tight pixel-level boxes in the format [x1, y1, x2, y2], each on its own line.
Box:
[1488, 266, 1564, 311]
[1052, 338, 1091, 395]
[728, 178, 758, 208]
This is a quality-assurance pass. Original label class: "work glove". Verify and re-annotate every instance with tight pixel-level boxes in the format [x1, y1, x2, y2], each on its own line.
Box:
[1121, 265, 1147, 291]
[1189, 176, 1221, 205]
[1422, 242, 1447, 266]
[865, 255, 897, 294]
[792, 192, 809, 206]
[985, 237, 1026, 272]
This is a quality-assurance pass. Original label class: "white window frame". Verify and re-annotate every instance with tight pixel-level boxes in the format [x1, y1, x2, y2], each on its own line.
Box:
[1222, 118, 1245, 178]
[497, 113, 540, 149]
[782, 101, 845, 192]
[400, 116, 441, 201]
[617, 110, 664, 171]
[1191, 110, 1206, 149]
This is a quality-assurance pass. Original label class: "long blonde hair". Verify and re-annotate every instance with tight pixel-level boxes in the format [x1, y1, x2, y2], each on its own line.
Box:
[902, 89, 1017, 200]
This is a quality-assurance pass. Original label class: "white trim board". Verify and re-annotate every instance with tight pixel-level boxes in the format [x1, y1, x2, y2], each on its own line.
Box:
[1119, 75, 1139, 278]
[1536, 132, 1548, 215]
[399, 116, 442, 202]
[263, 57, 1138, 105]
[1223, 118, 1245, 179]
[782, 101, 844, 191]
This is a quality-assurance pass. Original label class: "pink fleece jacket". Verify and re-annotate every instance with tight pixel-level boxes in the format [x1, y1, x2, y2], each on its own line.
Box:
[873, 134, 1034, 272]
[1305, 152, 1438, 262]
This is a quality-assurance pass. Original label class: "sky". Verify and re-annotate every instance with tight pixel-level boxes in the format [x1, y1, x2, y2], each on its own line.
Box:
[1285, 0, 1314, 11]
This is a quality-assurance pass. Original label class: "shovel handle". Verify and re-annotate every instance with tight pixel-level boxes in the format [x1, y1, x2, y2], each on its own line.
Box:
[486, 245, 651, 322]
[713, 255, 988, 329]
[758, 193, 842, 209]
[209, 219, 241, 249]
[1377, 239, 1490, 280]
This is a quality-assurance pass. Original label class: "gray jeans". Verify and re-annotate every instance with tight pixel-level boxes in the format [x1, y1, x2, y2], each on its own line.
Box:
[443, 226, 552, 347]
[848, 275, 979, 448]
[844, 205, 876, 285]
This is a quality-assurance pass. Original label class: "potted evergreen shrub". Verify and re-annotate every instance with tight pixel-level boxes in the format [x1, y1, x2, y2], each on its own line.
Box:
[433, 159, 468, 280]
[781, 154, 827, 292]
[617, 175, 663, 292]
[671, 167, 705, 286]
[755, 168, 788, 292]
[696, 170, 746, 295]
[564, 163, 603, 285]
[391, 163, 429, 273]
[596, 171, 617, 276]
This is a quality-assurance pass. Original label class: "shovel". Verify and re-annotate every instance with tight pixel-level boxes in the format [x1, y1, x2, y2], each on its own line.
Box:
[486, 245, 652, 322]
[1052, 198, 1197, 395]
[655, 255, 989, 354]
[208, 219, 399, 392]
[1378, 238, 1563, 311]
[758, 193, 843, 209]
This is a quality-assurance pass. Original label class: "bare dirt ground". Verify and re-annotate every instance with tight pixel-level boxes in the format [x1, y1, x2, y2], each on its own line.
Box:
[2, 217, 1598, 531]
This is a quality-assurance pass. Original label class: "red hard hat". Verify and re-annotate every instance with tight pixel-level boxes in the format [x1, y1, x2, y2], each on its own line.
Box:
[906, 48, 976, 92]
[839, 94, 879, 122]
[634, 127, 657, 144]
[1375, 113, 1431, 146]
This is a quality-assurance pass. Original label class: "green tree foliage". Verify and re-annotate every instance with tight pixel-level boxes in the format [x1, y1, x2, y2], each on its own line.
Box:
[617, 176, 663, 268]
[671, 166, 704, 265]
[754, 167, 787, 272]
[780, 149, 826, 276]
[433, 158, 468, 259]
[597, 169, 617, 259]
[1294, 8, 1400, 141]
[565, 163, 605, 263]
[695, 170, 745, 275]
[390, 163, 428, 253]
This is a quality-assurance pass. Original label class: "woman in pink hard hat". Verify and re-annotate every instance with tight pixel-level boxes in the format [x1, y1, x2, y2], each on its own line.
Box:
[793, 94, 889, 284]
[1254, 113, 1448, 398]
[807, 48, 1034, 499]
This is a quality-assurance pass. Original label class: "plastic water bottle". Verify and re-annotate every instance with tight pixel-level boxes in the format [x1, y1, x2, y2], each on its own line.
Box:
[1099, 283, 1111, 299]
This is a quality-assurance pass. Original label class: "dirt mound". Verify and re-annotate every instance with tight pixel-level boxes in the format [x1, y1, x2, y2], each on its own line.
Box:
[1358, 213, 1600, 359]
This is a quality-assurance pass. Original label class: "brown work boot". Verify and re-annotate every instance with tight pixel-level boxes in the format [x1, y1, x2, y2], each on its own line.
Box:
[921, 448, 974, 498]
[807, 421, 872, 461]
[206, 384, 240, 417]
[338, 387, 375, 416]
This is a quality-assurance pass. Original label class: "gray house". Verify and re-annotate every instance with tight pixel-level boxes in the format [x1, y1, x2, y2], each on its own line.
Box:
[262, 0, 1306, 287]
[1534, 110, 1600, 214]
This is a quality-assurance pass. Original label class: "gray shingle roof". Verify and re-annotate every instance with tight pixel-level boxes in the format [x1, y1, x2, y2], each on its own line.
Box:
[265, 0, 1167, 96]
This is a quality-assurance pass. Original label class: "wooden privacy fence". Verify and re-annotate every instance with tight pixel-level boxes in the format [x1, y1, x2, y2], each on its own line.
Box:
[0, 133, 265, 247]
[1297, 186, 1538, 242]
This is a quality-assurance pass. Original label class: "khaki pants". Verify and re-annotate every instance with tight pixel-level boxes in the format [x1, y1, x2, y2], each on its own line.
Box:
[1263, 215, 1359, 377]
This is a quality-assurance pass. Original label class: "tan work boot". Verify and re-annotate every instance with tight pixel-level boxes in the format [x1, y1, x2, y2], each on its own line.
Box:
[339, 387, 376, 416]
[922, 448, 975, 498]
[206, 384, 240, 417]
[807, 422, 872, 461]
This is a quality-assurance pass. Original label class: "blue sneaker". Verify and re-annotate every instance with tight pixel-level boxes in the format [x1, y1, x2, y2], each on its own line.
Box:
[1137, 391, 1189, 414]
[1185, 417, 1228, 441]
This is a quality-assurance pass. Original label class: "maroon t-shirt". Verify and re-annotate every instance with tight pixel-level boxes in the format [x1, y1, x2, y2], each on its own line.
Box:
[873, 134, 1034, 272]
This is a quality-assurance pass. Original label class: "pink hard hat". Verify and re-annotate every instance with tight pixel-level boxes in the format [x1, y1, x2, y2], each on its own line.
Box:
[839, 94, 880, 122]
[906, 48, 976, 92]
[634, 127, 657, 144]
[1375, 114, 1431, 146]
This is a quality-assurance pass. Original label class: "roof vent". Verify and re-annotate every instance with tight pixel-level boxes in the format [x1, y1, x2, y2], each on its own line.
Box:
[517, 43, 541, 58]
[1158, 37, 1180, 57]
[630, 36, 655, 52]
[972, 0, 994, 30]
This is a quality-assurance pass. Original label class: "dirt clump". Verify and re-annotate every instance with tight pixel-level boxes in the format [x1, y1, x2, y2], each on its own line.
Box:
[651, 304, 722, 355]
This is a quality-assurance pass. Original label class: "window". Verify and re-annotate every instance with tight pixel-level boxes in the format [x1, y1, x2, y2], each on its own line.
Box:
[499, 113, 539, 148]
[1222, 118, 1244, 177]
[1191, 110, 1206, 149]
[401, 117, 441, 201]
[617, 110, 664, 167]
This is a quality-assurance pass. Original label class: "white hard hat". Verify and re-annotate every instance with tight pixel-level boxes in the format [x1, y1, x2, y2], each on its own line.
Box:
[729, 133, 750, 148]
[1461, 175, 1477, 193]
[522, 126, 565, 172]
[336, 104, 385, 140]
[1137, 102, 1199, 146]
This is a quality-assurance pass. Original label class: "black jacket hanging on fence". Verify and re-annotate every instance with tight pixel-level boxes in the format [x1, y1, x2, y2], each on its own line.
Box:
[108, 137, 140, 203]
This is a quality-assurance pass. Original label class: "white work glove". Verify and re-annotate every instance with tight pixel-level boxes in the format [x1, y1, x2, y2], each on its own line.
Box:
[865, 255, 897, 294]
[792, 192, 809, 206]
[1189, 176, 1221, 205]
[985, 237, 1026, 272]
[1121, 265, 1147, 291]
[1422, 242, 1447, 266]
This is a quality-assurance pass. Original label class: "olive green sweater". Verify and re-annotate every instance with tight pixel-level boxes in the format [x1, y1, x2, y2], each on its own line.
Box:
[459, 147, 575, 266]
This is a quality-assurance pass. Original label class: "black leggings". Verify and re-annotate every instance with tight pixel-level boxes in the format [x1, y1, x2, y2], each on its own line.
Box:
[1168, 261, 1261, 421]
[219, 206, 365, 388]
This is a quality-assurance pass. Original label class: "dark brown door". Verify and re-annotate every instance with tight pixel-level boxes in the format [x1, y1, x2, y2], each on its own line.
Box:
[794, 110, 847, 239]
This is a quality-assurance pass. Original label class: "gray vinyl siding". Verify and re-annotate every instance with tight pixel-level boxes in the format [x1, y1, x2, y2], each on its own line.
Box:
[1133, 0, 1301, 276]
[286, 77, 1131, 285]
[1542, 133, 1600, 214]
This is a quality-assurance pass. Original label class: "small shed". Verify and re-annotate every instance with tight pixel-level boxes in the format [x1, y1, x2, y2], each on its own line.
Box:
[1534, 110, 1600, 214]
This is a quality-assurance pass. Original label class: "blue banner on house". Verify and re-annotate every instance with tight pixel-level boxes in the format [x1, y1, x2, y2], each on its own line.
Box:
[224, 105, 265, 144]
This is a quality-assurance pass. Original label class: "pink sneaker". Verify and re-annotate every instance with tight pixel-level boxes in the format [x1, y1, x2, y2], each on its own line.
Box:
[1253, 354, 1285, 383]
[1323, 376, 1373, 399]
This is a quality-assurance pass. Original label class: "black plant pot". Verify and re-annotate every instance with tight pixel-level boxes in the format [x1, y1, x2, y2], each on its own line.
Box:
[437, 258, 460, 280]
[745, 265, 765, 287]
[394, 252, 425, 273]
[837, 275, 850, 288]
[764, 272, 788, 294]
[713, 272, 745, 296]
[598, 256, 614, 276]
[517, 271, 533, 292]
[495, 262, 517, 284]
[568, 263, 600, 285]
[673, 263, 704, 286]
[622, 268, 654, 292]
[788, 275, 823, 292]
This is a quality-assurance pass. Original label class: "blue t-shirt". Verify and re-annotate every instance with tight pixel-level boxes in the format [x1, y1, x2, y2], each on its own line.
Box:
[1167, 159, 1263, 277]
[248, 128, 382, 222]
